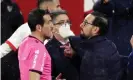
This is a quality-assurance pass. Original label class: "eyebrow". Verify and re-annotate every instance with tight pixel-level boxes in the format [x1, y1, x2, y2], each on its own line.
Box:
[58, 19, 70, 22]
[84, 20, 88, 22]
[58, 20, 66, 22]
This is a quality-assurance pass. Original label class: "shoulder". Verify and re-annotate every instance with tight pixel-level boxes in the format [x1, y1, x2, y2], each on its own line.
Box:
[95, 39, 119, 56]
[19, 23, 30, 30]
[100, 38, 117, 50]
[17, 23, 31, 35]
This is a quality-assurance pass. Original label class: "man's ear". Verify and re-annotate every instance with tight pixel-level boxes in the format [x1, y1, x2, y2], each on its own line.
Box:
[36, 24, 42, 32]
[92, 26, 100, 34]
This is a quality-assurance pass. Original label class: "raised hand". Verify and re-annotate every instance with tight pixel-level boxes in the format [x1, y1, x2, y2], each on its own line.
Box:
[60, 44, 75, 58]
[130, 35, 133, 48]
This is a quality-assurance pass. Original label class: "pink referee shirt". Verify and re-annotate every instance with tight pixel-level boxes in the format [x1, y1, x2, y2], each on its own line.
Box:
[18, 36, 51, 80]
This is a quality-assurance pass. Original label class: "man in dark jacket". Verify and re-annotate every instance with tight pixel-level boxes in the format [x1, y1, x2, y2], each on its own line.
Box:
[46, 10, 80, 80]
[1, 0, 24, 43]
[93, 0, 133, 56]
[93, 1, 132, 79]
[63, 11, 121, 80]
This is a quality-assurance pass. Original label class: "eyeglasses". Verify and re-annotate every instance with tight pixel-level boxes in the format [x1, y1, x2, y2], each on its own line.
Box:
[82, 20, 93, 27]
[54, 20, 72, 26]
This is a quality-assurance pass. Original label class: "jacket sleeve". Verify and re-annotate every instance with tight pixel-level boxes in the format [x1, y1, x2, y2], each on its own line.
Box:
[0, 43, 12, 58]
[69, 36, 85, 57]
[6, 23, 31, 51]
[93, 0, 114, 17]
[11, 3, 24, 32]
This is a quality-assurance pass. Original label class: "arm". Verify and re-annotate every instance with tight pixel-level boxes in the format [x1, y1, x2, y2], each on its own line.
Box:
[11, 3, 24, 32]
[6, 23, 31, 51]
[61, 36, 86, 58]
[28, 47, 48, 80]
[69, 36, 85, 57]
[29, 71, 40, 80]
[130, 35, 133, 48]
[0, 23, 31, 58]
[0, 43, 12, 58]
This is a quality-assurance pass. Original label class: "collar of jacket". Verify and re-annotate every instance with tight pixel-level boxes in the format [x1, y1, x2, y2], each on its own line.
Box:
[81, 35, 107, 44]
[49, 36, 64, 47]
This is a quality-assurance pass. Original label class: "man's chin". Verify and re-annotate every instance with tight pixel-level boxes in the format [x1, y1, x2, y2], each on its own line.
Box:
[45, 34, 53, 39]
[45, 36, 51, 39]
[80, 34, 88, 39]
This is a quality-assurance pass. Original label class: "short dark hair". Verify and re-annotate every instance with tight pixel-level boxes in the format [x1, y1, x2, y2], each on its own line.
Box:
[50, 10, 67, 21]
[37, 0, 53, 8]
[28, 8, 50, 31]
[91, 11, 108, 36]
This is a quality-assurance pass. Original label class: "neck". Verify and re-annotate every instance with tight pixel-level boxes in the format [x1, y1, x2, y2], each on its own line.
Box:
[54, 33, 67, 43]
[89, 34, 98, 38]
[31, 32, 45, 42]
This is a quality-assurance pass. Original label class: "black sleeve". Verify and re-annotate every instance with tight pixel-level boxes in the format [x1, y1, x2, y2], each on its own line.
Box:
[11, 3, 24, 32]
[69, 36, 85, 57]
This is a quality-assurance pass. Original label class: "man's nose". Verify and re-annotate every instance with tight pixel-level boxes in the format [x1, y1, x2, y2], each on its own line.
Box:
[80, 23, 84, 28]
[50, 23, 54, 31]
[57, 7, 62, 10]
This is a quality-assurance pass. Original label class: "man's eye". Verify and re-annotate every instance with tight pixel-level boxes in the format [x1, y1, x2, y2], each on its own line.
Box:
[59, 22, 64, 24]
[55, 22, 64, 25]
[84, 22, 88, 25]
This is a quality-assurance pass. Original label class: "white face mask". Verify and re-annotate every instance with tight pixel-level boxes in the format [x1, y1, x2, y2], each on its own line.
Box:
[58, 23, 75, 39]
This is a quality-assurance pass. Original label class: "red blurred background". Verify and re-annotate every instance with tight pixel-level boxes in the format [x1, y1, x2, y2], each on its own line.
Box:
[15, 0, 85, 35]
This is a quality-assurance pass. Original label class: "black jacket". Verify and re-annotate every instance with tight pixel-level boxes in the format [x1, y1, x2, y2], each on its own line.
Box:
[93, 0, 133, 56]
[69, 36, 121, 80]
[46, 37, 80, 80]
[1, 1, 24, 43]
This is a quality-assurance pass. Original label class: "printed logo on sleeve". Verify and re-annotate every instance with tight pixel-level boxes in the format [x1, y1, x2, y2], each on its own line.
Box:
[40, 52, 47, 71]
[32, 50, 40, 68]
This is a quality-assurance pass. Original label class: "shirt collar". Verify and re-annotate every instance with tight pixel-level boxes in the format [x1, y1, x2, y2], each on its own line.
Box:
[29, 35, 44, 44]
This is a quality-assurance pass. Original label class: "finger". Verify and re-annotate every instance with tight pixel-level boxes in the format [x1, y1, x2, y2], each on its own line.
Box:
[60, 45, 66, 48]
[64, 49, 71, 53]
[56, 73, 62, 80]
[60, 45, 70, 48]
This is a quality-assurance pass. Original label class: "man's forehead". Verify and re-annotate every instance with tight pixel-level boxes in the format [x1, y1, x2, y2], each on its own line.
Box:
[84, 14, 95, 21]
[53, 0, 60, 5]
[56, 14, 69, 21]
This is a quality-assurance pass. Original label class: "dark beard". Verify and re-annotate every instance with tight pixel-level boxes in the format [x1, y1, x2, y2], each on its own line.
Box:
[80, 34, 89, 39]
